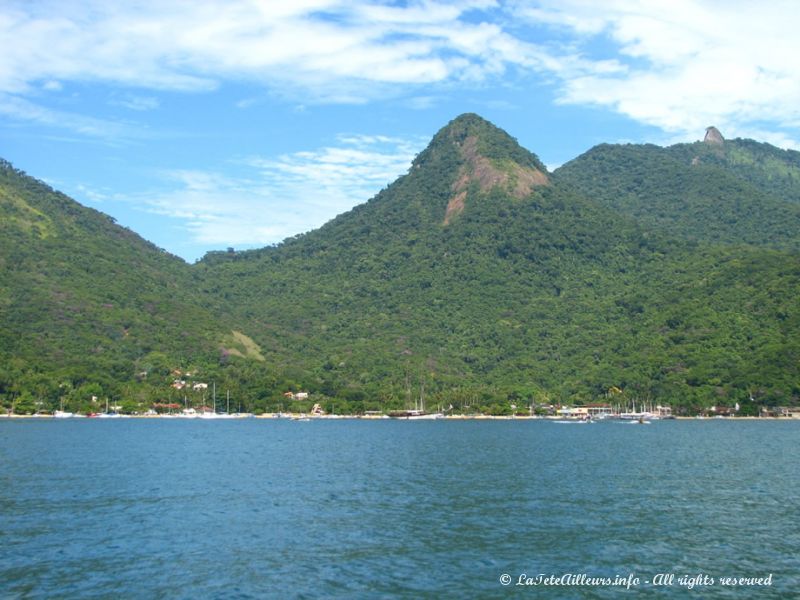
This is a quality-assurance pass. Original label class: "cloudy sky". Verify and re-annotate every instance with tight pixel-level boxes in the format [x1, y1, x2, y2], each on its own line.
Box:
[2, 0, 799, 261]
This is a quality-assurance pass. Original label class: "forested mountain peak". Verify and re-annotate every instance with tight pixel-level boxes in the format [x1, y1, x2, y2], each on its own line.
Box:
[409, 113, 550, 225]
[416, 113, 548, 173]
[554, 129, 800, 251]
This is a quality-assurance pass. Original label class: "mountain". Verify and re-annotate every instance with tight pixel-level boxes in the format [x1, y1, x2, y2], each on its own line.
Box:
[2, 115, 799, 415]
[554, 129, 800, 252]
[194, 114, 800, 413]
[0, 159, 264, 413]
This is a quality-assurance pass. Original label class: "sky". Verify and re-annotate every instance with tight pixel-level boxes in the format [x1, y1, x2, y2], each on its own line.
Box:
[2, 0, 800, 262]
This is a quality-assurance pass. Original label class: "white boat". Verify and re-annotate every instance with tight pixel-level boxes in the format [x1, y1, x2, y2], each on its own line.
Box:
[625, 416, 652, 425]
[387, 409, 444, 419]
[407, 410, 444, 420]
[199, 411, 237, 419]
[387, 379, 444, 419]
[617, 401, 659, 422]
[618, 412, 651, 420]
[54, 398, 77, 418]
[197, 383, 239, 418]
[97, 398, 124, 418]
[201, 388, 243, 418]
[178, 408, 198, 418]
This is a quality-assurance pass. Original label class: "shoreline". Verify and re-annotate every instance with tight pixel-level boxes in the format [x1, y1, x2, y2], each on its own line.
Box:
[1, 413, 796, 421]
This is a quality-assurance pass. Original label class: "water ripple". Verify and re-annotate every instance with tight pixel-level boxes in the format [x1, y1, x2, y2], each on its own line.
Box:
[1, 419, 798, 598]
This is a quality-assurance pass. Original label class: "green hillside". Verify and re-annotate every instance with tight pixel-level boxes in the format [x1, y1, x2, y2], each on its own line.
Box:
[671, 132, 800, 204]
[194, 115, 800, 414]
[0, 160, 258, 413]
[2, 116, 799, 415]
[554, 132, 800, 252]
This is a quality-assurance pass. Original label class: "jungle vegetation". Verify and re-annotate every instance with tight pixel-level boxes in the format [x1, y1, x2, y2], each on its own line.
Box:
[2, 115, 798, 415]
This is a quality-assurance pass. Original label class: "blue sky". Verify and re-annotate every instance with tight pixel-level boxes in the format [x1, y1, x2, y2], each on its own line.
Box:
[2, 0, 799, 262]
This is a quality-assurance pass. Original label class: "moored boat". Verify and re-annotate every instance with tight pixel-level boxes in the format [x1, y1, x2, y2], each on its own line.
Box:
[387, 409, 444, 420]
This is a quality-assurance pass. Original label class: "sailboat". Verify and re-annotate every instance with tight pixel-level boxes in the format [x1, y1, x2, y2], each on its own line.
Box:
[387, 379, 444, 419]
[54, 397, 76, 418]
[97, 397, 122, 418]
[199, 383, 237, 419]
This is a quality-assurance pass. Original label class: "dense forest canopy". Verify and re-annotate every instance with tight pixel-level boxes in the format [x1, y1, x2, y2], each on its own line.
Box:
[2, 115, 799, 415]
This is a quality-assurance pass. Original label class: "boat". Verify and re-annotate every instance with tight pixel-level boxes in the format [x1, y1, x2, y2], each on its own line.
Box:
[199, 411, 237, 419]
[54, 398, 76, 418]
[626, 416, 652, 425]
[387, 409, 444, 420]
[97, 398, 123, 417]
[178, 407, 198, 418]
[198, 385, 240, 418]
[387, 376, 444, 419]
[617, 401, 655, 422]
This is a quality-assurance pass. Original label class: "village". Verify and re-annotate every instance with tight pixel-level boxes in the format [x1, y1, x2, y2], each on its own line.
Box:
[5, 388, 800, 420]
[2, 371, 799, 420]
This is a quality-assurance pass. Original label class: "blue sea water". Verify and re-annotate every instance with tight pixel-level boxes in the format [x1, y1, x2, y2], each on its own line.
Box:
[1, 419, 798, 599]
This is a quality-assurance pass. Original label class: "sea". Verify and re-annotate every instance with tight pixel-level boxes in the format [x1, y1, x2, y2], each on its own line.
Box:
[1, 419, 798, 599]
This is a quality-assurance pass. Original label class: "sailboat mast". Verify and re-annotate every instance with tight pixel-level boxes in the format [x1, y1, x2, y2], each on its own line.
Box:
[405, 368, 411, 409]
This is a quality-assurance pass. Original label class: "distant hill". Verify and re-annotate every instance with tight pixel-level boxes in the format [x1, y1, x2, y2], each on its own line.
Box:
[554, 130, 800, 252]
[0, 159, 257, 413]
[2, 116, 799, 415]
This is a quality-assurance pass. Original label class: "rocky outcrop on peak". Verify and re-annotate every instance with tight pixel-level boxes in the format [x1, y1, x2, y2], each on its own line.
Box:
[704, 126, 724, 145]
[443, 136, 548, 225]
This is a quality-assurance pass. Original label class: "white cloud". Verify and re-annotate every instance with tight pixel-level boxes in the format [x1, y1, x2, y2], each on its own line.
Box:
[112, 95, 160, 111]
[511, 0, 800, 146]
[1, 0, 798, 147]
[234, 97, 259, 110]
[0, 0, 562, 137]
[0, 93, 143, 140]
[134, 135, 422, 247]
[74, 183, 112, 203]
[405, 95, 442, 110]
[0, 1, 530, 99]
